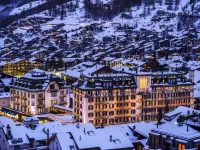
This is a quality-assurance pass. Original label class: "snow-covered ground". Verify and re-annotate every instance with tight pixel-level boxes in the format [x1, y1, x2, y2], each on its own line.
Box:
[0, 5, 5, 11]
[112, 0, 190, 34]
[91, 0, 113, 4]
[0, 38, 5, 48]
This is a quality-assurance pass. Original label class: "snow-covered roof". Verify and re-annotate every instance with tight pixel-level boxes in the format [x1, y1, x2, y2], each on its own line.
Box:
[56, 133, 77, 150]
[1, 78, 13, 87]
[0, 116, 14, 127]
[152, 122, 200, 140]
[23, 117, 39, 122]
[165, 106, 200, 117]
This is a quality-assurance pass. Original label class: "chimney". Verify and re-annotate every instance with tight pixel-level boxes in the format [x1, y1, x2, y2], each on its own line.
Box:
[110, 135, 112, 142]
[84, 128, 86, 134]
[31, 119, 33, 130]
[189, 70, 194, 82]
[133, 125, 136, 131]
[76, 121, 80, 129]
[7, 125, 12, 140]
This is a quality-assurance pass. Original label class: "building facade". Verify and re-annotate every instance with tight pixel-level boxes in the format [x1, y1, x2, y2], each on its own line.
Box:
[9, 69, 70, 115]
[72, 70, 195, 126]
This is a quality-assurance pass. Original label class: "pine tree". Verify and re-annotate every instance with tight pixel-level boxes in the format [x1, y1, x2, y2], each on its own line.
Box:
[164, 102, 169, 114]
[156, 109, 163, 128]
[177, 22, 181, 31]
[60, 5, 65, 20]
[177, 115, 185, 126]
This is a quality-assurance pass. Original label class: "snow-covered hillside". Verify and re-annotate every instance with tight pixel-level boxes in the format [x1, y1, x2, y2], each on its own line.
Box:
[1, 0, 200, 39]
[10, 0, 47, 16]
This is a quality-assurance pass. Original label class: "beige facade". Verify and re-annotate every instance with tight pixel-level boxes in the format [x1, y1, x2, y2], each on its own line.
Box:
[73, 73, 195, 126]
[10, 83, 70, 115]
[0, 92, 10, 109]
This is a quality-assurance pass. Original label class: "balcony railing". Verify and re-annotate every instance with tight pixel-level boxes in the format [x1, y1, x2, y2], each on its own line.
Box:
[137, 91, 151, 95]
[21, 103, 28, 107]
[21, 96, 27, 100]
[95, 116, 109, 119]
[14, 101, 20, 105]
[37, 104, 45, 108]
[59, 94, 66, 98]
[49, 89, 59, 92]
[59, 101, 67, 105]
[37, 97, 45, 100]
[13, 94, 20, 98]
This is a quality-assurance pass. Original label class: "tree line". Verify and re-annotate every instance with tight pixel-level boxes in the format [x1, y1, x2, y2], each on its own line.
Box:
[0, 0, 72, 28]
[84, 0, 142, 20]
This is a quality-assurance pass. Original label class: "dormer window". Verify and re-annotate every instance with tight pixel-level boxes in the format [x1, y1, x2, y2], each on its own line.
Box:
[50, 84, 55, 89]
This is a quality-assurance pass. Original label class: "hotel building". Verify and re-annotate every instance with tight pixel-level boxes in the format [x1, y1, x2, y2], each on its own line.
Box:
[9, 69, 70, 116]
[72, 68, 195, 126]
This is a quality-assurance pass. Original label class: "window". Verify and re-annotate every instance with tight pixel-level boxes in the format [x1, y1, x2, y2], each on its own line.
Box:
[89, 120, 93, 123]
[31, 94, 35, 99]
[51, 92, 57, 97]
[102, 119, 107, 124]
[109, 104, 114, 109]
[88, 113, 93, 117]
[102, 111, 107, 116]
[60, 97, 64, 102]
[178, 144, 185, 150]
[131, 109, 135, 114]
[50, 84, 55, 89]
[131, 117, 135, 121]
[131, 103, 136, 107]
[51, 100, 56, 105]
[60, 91, 64, 95]
[88, 105, 93, 110]
[31, 100, 35, 106]
[139, 78, 148, 88]
[109, 111, 114, 116]
[38, 108, 43, 113]
[88, 98, 93, 103]
[38, 93, 43, 98]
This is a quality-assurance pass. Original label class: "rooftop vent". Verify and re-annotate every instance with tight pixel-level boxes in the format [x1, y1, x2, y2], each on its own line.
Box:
[11, 138, 18, 144]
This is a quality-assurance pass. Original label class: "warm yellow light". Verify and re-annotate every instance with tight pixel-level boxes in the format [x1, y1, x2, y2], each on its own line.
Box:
[139, 78, 148, 88]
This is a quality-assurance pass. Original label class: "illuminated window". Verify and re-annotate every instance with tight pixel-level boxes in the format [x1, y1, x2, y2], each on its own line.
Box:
[38, 108, 43, 113]
[31, 100, 35, 106]
[178, 144, 185, 150]
[139, 78, 148, 88]
[51, 100, 56, 105]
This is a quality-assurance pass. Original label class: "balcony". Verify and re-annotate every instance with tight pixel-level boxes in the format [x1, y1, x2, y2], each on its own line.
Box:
[21, 103, 28, 107]
[96, 101, 109, 104]
[49, 89, 59, 92]
[37, 97, 45, 100]
[95, 116, 109, 119]
[59, 94, 66, 98]
[59, 101, 67, 105]
[13, 94, 20, 98]
[115, 114, 130, 117]
[37, 104, 45, 108]
[137, 92, 151, 95]
[14, 101, 20, 105]
[136, 106, 143, 109]
[21, 96, 27, 100]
